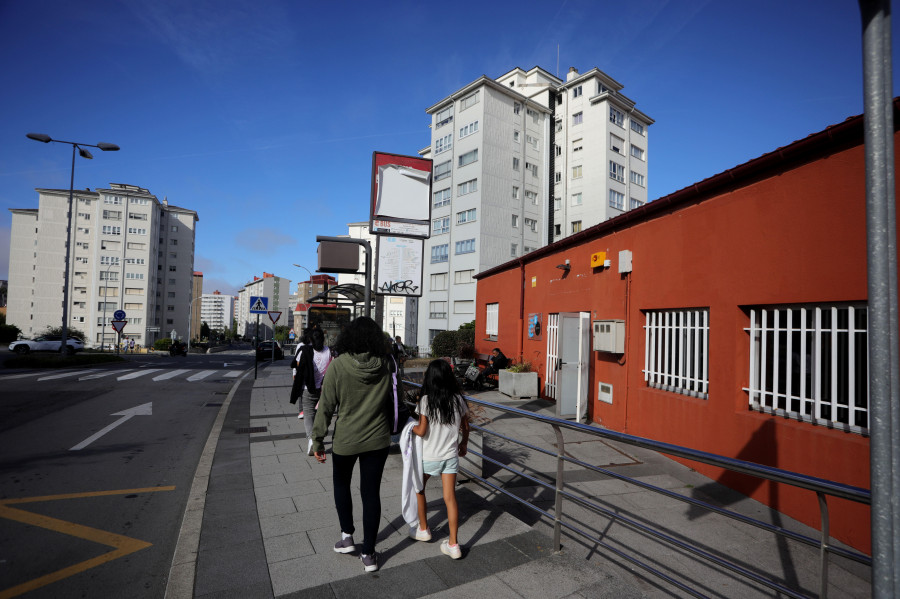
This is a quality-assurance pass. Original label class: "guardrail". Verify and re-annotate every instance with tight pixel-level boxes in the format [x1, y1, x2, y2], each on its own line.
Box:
[406, 382, 871, 599]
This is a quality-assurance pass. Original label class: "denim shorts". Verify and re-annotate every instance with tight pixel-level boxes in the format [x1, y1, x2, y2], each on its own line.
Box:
[423, 456, 459, 476]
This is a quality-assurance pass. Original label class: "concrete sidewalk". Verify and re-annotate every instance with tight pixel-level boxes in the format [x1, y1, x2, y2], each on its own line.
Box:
[189, 364, 871, 598]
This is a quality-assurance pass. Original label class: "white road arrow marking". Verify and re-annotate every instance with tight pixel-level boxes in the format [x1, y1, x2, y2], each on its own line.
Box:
[70, 402, 153, 451]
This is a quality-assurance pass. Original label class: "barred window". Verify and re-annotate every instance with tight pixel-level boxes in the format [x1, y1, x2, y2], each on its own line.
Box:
[745, 304, 868, 434]
[644, 308, 709, 398]
[486, 303, 499, 337]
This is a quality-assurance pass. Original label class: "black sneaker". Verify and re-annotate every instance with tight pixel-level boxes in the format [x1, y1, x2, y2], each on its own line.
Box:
[333, 535, 356, 554]
[360, 552, 378, 572]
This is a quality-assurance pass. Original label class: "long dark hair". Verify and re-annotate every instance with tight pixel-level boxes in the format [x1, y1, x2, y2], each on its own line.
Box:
[421, 359, 463, 425]
[333, 316, 387, 358]
[309, 328, 325, 352]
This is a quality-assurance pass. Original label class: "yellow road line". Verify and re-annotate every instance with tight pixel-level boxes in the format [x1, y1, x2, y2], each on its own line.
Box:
[0, 486, 175, 599]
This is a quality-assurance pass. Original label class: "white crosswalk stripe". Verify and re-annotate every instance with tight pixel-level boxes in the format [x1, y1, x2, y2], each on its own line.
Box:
[153, 369, 191, 381]
[37, 369, 97, 381]
[186, 370, 217, 382]
[118, 369, 163, 380]
[79, 369, 132, 380]
[223, 371, 243, 378]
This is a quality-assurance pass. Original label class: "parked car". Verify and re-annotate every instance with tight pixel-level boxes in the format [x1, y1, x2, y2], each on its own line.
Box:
[255, 341, 284, 361]
[9, 335, 85, 355]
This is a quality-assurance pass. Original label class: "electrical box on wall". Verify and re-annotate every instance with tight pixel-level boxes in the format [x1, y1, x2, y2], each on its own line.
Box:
[598, 382, 613, 404]
[593, 320, 625, 353]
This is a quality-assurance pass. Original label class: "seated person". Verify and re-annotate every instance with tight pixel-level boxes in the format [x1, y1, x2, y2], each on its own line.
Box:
[477, 348, 508, 387]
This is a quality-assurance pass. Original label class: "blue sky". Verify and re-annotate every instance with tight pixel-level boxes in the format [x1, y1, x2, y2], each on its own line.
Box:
[0, 0, 895, 295]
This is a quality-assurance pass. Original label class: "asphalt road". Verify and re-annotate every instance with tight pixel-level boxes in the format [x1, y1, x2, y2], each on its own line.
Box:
[0, 350, 260, 598]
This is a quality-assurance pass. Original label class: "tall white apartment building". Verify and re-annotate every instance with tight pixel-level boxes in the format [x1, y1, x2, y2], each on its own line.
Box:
[416, 66, 651, 349]
[201, 290, 234, 333]
[7, 183, 198, 347]
[235, 272, 291, 340]
[338, 222, 418, 345]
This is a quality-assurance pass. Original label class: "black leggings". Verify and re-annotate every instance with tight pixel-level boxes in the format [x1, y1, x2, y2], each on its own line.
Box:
[332, 446, 389, 555]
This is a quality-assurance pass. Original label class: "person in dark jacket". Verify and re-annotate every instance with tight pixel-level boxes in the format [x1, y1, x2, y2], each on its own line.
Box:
[295, 329, 332, 455]
[476, 347, 508, 388]
[312, 316, 391, 573]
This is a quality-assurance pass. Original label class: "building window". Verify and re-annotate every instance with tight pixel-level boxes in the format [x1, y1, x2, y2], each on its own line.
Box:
[458, 149, 478, 167]
[459, 120, 479, 138]
[510, 243, 518, 257]
[555, 144, 562, 156]
[526, 134, 539, 149]
[554, 224, 562, 236]
[513, 130, 520, 143]
[128, 227, 147, 235]
[598, 82, 610, 95]
[99, 271, 118, 281]
[644, 308, 710, 399]
[609, 161, 625, 183]
[100, 256, 120, 265]
[169, 265, 177, 272]
[610, 134, 624, 155]
[430, 301, 448, 319]
[78, 212, 90, 220]
[630, 197, 644, 210]
[126, 287, 142, 295]
[512, 157, 520, 171]
[104, 195, 123, 205]
[431, 244, 449, 263]
[526, 190, 538, 205]
[430, 272, 448, 291]
[432, 217, 450, 235]
[512, 186, 520, 199]
[524, 218, 537, 232]
[454, 300, 474, 314]
[555, 172, 562, 183]
[455, 239, 475, 254]
[610, 107, 624, 127]
[526, 107, 539, 124]
[745, 304, 869, 434]
[525, 162, 538, 177]
[167, 291, 176, 298]
[572, 112, 583, 126]
[102, 210, 122, 220]
[455, 269, 474, 284]
[102, 225, 121, 235]
[434, 133, 452, 155]
[125, 272, 145, 280]
[457, 179, 478, 196]
[631, 145, 645, 160]
[457, 208, 476, 224]
[171, 225, 178, 232]
[630, 172, 645, 187]
[511, 214, 519, 228]
[572, 85, 582, 98]
[571, 193, 583, 206]
[631, 120, 645, 135]
[434, 161, 451, 181]
[129, 212, 148, 220]
[571, 221, 582, 234]
[572, 165, 583, 179]
[554, 197, 561, 211]
[572, 139, 583, 153]
[433, 188, 451, 208]
[167, 305, 175, 312]
[486, 303, 499, 337]
[513, 102, 521, 115]
[609, 190, 625, 210]
[435, 105, 453, 128]
[460, 90, 480, 111]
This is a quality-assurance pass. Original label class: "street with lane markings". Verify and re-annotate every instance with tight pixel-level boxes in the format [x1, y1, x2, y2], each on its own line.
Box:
[0, 350, 261, 598]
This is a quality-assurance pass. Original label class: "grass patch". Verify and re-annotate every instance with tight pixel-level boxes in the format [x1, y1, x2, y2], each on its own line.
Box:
[5, 353, 127, 369]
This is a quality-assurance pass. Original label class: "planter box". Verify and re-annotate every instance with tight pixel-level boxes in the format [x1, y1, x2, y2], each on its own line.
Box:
[499, 370, 539, 398]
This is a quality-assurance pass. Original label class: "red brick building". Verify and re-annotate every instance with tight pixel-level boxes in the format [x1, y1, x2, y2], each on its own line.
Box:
[474, 103, 900, 553]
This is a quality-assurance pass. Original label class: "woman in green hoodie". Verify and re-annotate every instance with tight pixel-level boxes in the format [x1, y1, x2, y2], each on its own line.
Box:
[312, 316, 392, 573]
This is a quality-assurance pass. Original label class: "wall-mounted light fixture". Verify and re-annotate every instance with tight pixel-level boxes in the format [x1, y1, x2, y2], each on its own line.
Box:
[556, 259, 571, 271]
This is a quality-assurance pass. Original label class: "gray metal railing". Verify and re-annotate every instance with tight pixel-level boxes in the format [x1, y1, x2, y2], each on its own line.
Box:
[422, 388, 872, 599]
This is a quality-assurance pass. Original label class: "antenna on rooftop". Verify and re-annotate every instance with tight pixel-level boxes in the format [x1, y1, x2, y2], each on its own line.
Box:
[557, 44, 559, 78]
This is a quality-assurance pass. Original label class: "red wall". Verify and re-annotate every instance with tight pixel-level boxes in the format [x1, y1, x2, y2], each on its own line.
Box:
[475, 133, 897, 553]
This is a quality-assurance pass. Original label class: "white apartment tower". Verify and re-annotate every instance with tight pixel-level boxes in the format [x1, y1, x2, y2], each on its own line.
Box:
[235, 272, 292, 340]
[200, 291, 234, 333]
[416, 66, 651, 350]
[7, 183, 198, 347]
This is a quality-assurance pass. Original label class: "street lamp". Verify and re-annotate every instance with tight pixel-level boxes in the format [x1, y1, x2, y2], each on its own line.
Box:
[27, 133, 120, 353]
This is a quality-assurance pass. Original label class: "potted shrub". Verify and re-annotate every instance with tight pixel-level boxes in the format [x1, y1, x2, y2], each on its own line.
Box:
[499, 361, 539, 398]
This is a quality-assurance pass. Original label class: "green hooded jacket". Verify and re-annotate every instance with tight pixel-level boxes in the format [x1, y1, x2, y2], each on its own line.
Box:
[311, 351, 391, 455]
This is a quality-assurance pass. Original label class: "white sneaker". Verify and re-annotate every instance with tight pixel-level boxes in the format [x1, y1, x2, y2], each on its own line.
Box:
[307, 438, 314, 456]
[409, 526, 432, 541]
[440, 540, 462, 559]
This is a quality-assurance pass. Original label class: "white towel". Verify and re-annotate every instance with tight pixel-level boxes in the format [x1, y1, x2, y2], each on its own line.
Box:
[399, 418, 423, 527]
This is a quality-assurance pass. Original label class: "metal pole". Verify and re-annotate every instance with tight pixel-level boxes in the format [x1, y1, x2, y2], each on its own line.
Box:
[859, 1, 898, 597]
[254, 314, 260, 380]
[60, 144, 76, 353]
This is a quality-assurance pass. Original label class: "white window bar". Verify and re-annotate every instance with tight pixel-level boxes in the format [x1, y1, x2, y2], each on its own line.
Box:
[643, 308, 709, 399]
[743, 303, 868, 435]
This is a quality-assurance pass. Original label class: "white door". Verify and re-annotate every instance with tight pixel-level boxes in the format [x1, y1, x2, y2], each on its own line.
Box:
[556, 312, 590, 421]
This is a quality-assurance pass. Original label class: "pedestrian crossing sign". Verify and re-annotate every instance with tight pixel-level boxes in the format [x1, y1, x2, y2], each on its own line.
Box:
[249, 296, 269, 314]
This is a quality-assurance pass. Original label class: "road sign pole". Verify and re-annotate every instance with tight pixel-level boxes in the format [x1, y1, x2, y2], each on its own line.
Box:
[254, 314, 260, 380]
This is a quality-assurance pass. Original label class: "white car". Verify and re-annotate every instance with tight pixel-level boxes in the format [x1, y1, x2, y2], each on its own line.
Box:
[9, 335, 85, 355]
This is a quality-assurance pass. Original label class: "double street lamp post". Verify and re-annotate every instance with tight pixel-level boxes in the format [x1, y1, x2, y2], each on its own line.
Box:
[27, 133, 120, 352]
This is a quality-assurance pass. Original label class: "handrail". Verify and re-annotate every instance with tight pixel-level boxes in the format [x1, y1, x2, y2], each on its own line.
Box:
[405, 382, 872, 598]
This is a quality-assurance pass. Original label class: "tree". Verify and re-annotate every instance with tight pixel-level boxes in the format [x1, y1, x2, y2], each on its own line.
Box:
[274, 325, 291, 343]
[41, 325, 86, 341]
[200, 321, 210, 341]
